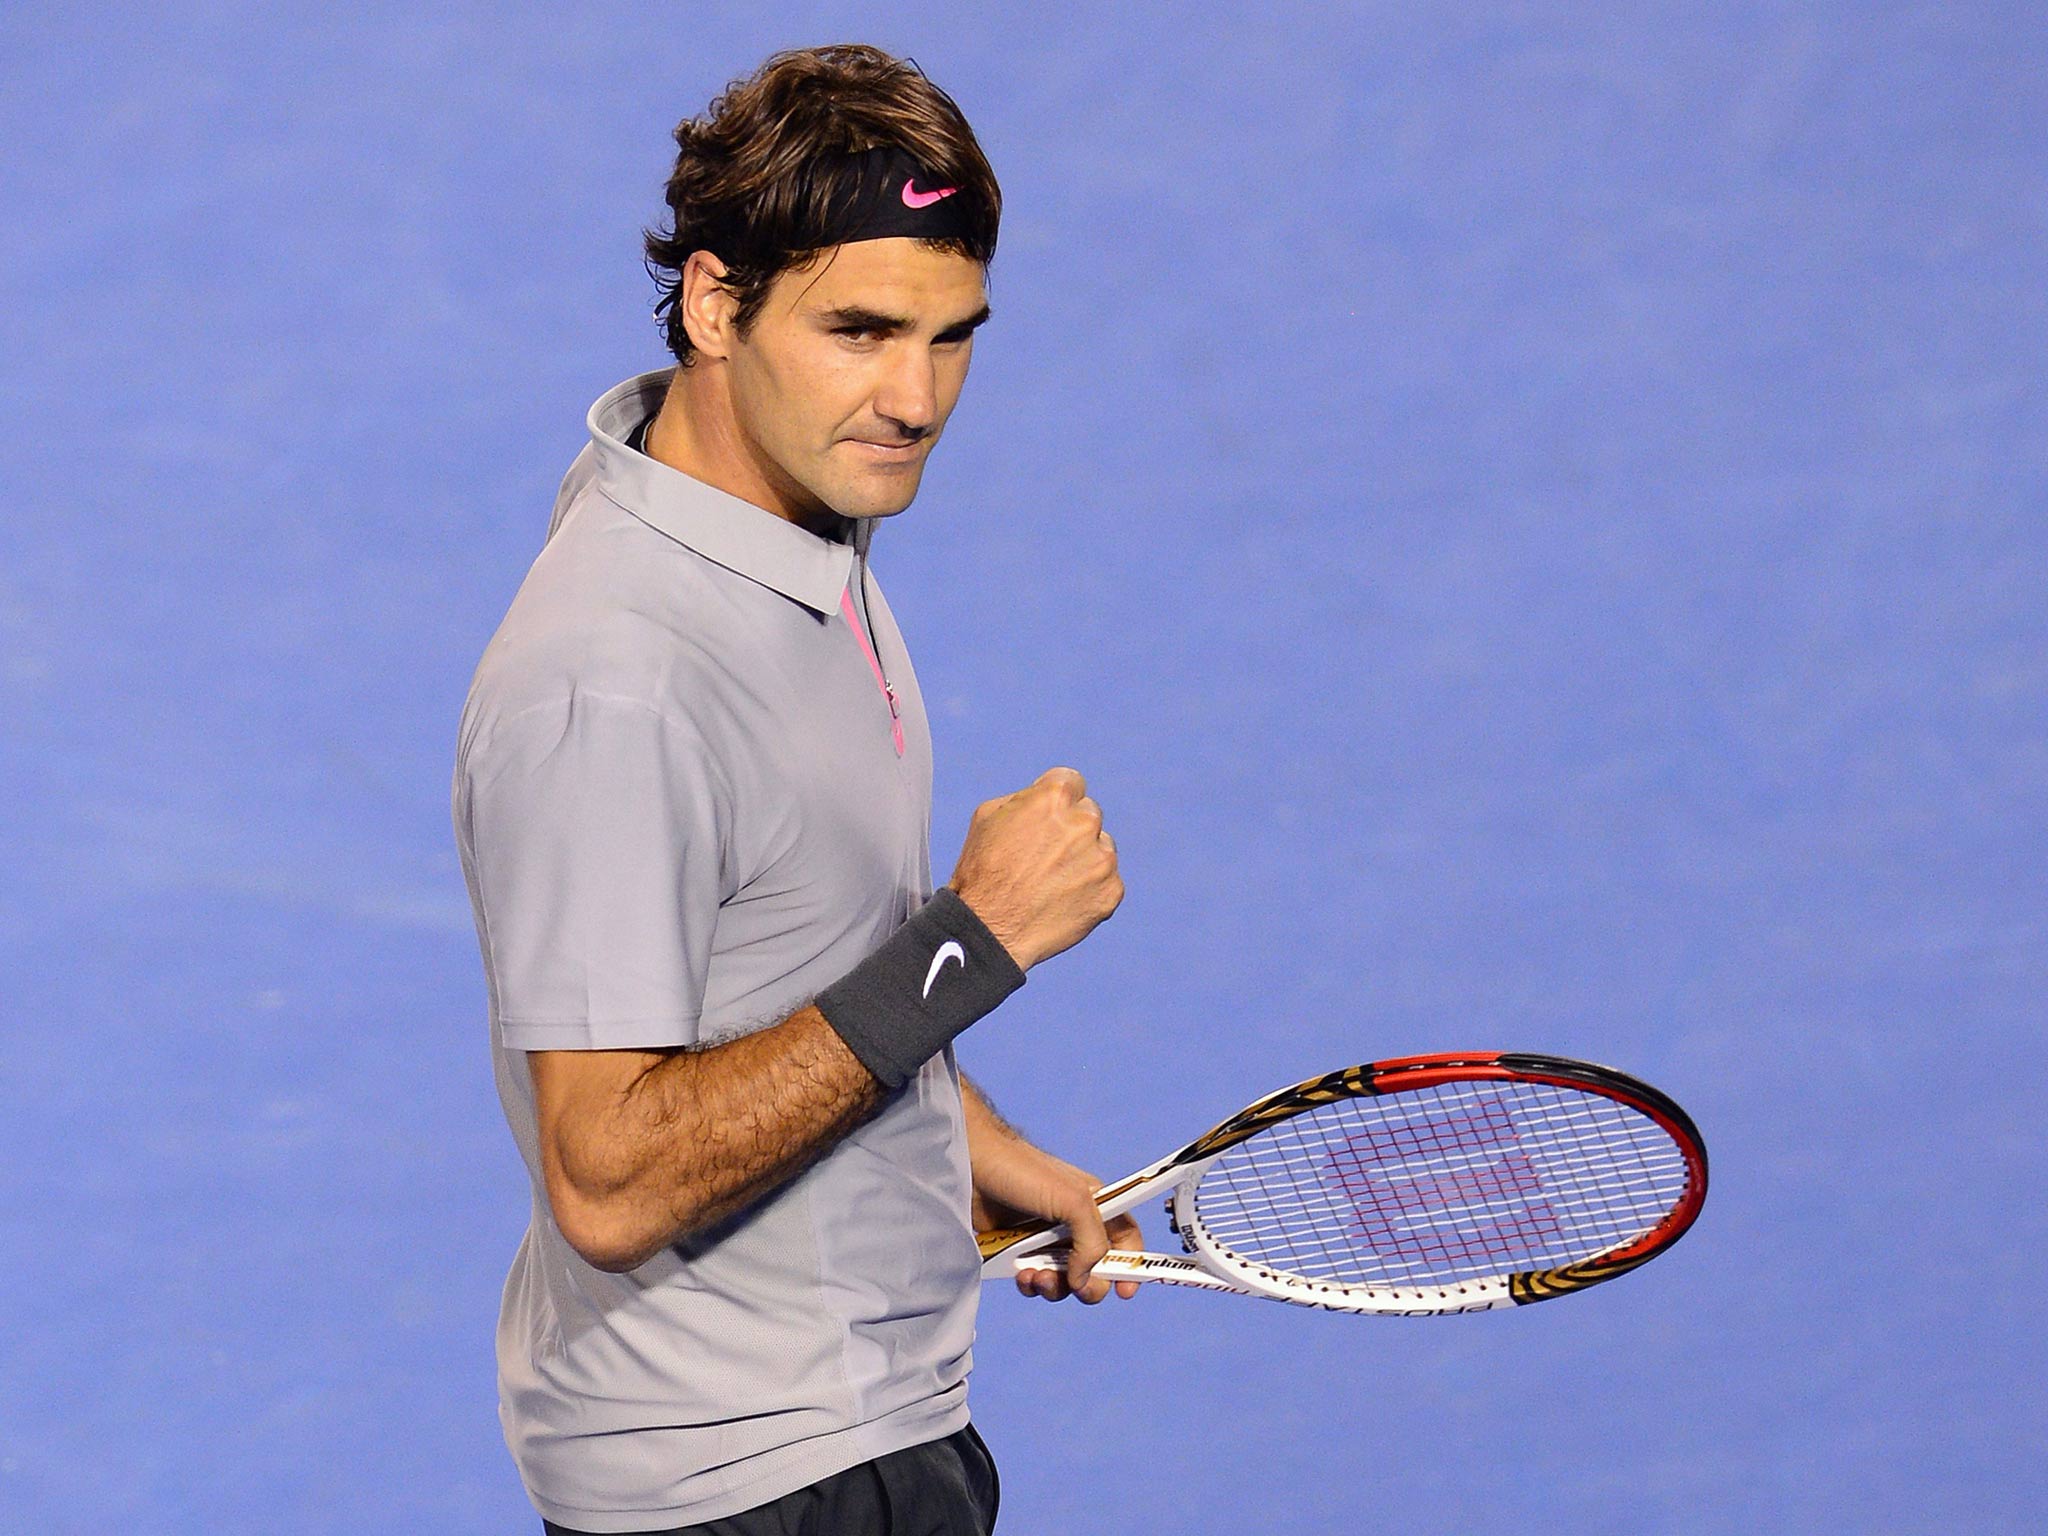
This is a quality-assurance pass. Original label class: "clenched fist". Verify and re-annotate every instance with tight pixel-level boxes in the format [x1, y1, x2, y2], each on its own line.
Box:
[948, 767, 1124, 971]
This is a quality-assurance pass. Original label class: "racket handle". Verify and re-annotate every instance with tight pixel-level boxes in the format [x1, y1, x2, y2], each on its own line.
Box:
[1009, 1250, 1243, 1294]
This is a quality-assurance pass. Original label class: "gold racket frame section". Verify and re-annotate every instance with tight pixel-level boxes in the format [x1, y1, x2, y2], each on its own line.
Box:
[1509, 1250, 1661, 1304]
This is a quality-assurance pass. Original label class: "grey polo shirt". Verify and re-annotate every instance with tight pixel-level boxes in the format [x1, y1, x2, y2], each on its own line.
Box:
[453, 371, 980, 1531]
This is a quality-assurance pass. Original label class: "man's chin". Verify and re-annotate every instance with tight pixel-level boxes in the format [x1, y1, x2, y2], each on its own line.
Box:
[830, 470, 925, 520]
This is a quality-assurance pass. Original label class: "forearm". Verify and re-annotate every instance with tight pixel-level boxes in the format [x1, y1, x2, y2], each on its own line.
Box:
[959, 1072, 1143, 1301]
[962, 1075, 1034, 1232]
[961, 1072, 1017, 1149]
[961, 1074, 1071, 1223]
[538, 1006, 880, 1271]
[540, 892, 1026, 1271]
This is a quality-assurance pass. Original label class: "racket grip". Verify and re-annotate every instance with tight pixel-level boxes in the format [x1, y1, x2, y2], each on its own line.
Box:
[1008, 1251, 1243, 1293]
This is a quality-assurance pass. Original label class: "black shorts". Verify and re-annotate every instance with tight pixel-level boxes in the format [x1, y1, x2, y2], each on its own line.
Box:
[542, 1423, 1000, 1536]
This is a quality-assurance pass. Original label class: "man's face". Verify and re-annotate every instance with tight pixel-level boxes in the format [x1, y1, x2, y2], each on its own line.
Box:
[721, 238, 990, 524]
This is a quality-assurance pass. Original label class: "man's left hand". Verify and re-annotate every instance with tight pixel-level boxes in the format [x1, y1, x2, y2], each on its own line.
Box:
[969, 1137, 1143, 1304]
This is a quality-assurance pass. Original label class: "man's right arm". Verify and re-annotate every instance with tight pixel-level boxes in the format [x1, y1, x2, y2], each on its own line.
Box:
[532, 765, 1122, 1272]
[532, 1006, 878, 1272]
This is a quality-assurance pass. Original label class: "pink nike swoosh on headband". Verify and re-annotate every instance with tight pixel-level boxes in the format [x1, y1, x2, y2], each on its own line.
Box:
[901, 179, 959, 209]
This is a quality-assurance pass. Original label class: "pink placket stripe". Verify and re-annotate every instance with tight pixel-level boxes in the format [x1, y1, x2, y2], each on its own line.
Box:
[840, 586, 905, 757]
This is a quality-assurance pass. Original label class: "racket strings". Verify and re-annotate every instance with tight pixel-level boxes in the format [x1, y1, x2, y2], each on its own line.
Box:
[1190, 1080, 1689, 1289]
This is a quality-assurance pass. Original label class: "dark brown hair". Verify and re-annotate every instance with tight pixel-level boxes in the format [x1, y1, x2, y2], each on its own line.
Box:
[645, 45, 1002, 365]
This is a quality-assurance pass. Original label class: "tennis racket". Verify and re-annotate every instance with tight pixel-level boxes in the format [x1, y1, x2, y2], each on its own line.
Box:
[979, 1052, 1707, 1315]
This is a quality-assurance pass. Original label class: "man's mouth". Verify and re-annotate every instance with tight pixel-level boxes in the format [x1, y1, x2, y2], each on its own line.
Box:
[845, 438, 926, 462]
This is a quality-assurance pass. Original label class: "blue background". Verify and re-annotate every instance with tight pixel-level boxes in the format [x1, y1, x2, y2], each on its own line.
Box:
[3, 2, 2042, 1530]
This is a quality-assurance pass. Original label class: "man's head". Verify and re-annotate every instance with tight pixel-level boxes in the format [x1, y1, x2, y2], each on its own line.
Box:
[645, 46, 1000, 524]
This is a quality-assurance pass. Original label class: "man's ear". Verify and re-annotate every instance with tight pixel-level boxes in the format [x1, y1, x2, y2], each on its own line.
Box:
[679, 251, 740, 362]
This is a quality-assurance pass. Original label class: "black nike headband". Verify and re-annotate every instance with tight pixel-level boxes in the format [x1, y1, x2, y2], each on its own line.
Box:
[831, 146, 977, 245]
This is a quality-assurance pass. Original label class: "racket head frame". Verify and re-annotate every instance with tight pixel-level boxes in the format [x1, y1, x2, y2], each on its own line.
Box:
[981, 1051, 1708, 1314]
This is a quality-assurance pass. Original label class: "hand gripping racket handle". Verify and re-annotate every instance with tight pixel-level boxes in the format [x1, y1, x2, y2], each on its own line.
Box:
[976, 1159, 1191, 1278]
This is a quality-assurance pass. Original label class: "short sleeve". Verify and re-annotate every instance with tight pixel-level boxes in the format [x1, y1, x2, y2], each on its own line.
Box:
[459, 692, 731, 1051]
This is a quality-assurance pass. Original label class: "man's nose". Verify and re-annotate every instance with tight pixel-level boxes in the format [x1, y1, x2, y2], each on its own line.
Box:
[872, 343, 938, 435]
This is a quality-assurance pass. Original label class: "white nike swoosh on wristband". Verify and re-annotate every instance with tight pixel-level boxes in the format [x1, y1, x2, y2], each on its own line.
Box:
[922, 941, 967, 999]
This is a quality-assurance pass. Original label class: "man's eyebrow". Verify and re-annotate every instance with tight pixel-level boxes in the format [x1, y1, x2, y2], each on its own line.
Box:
[817, 305, 911, 332]
[815, 303, 993, 337]
[938, 303, 993, 338]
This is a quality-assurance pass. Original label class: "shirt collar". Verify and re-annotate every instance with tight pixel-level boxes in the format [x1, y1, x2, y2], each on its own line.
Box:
[586, 370, 858, 616]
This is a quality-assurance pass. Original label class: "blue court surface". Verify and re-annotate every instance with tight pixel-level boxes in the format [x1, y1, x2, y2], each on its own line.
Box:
[4, 3, 2043, 1531]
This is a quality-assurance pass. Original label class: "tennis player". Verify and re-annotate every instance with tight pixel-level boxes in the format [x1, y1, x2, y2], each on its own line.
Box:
[453, 44, 1134, 1535]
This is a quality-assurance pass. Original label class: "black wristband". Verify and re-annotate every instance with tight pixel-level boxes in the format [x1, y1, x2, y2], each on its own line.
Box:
[814, 888, 1026, 1090]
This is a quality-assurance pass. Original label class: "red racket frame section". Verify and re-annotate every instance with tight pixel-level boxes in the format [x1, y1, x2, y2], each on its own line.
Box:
[1358, 1051, 1710, 1273]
